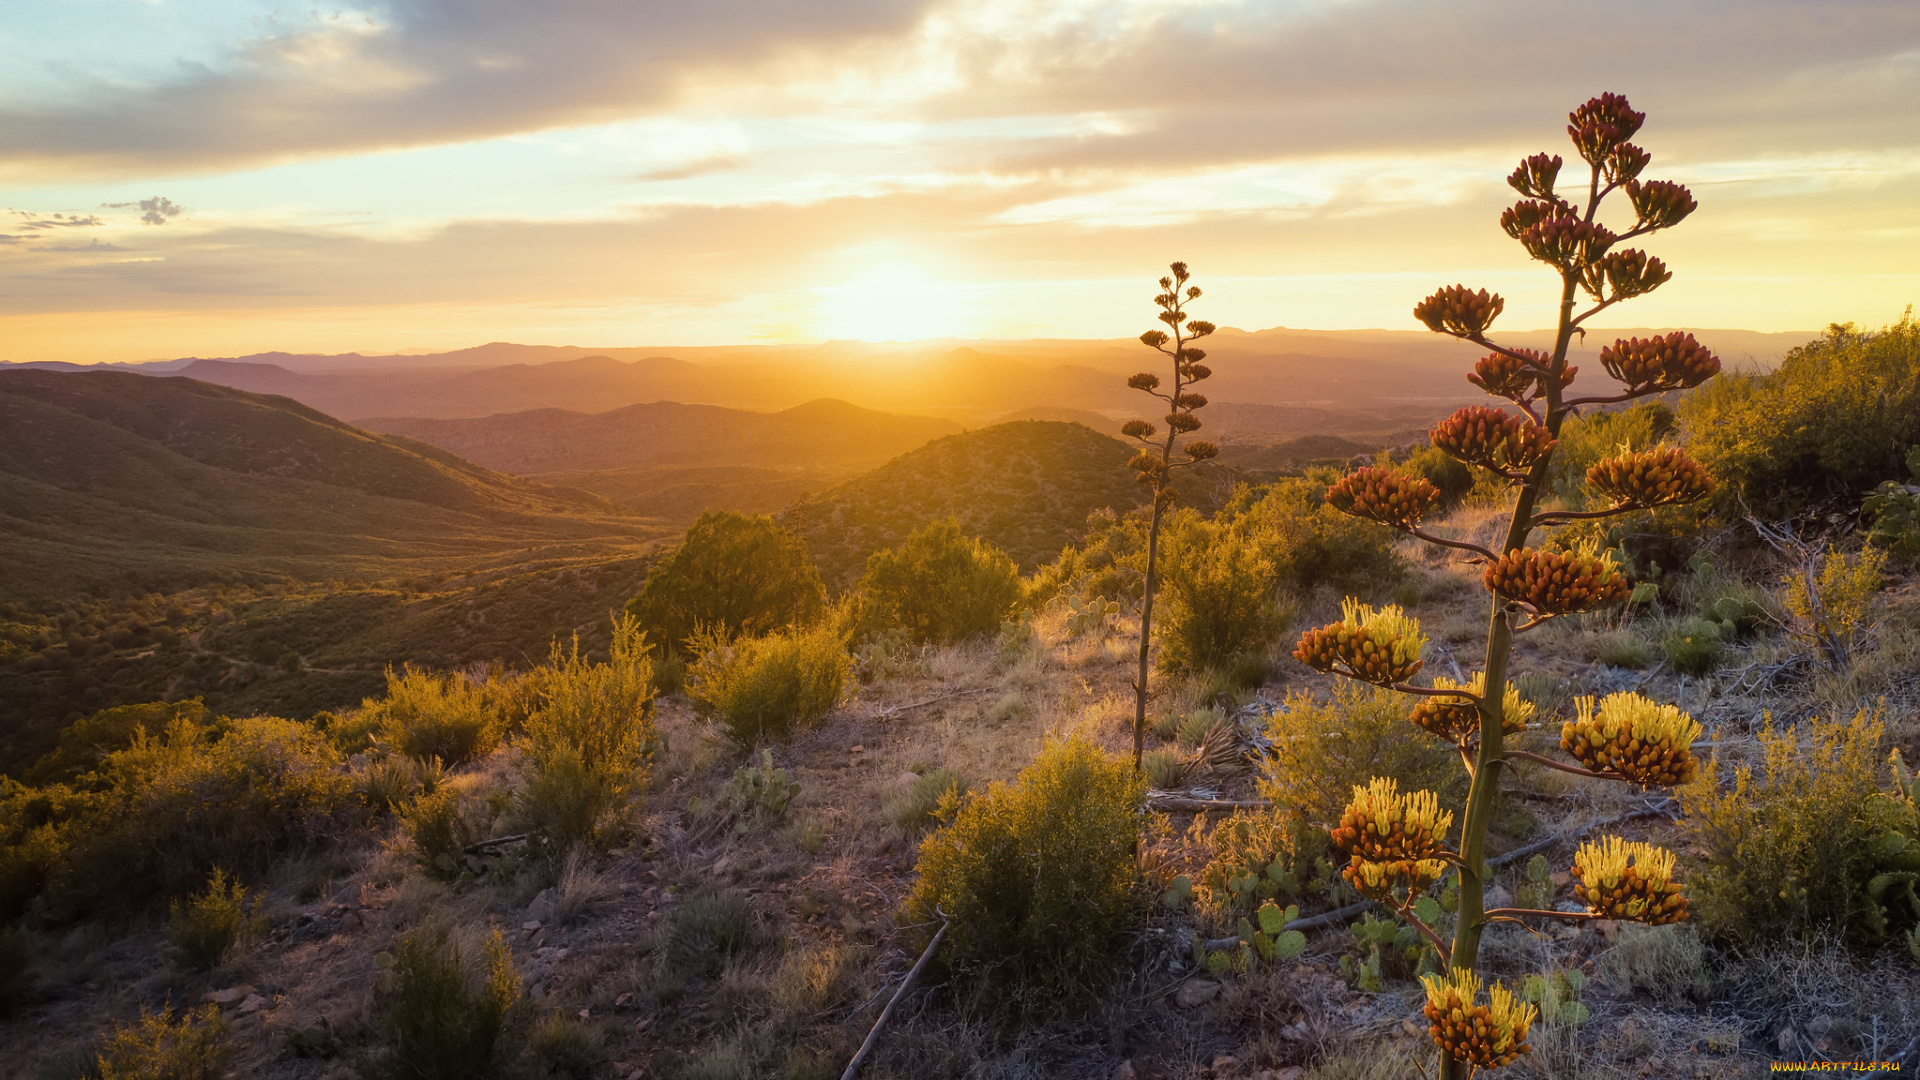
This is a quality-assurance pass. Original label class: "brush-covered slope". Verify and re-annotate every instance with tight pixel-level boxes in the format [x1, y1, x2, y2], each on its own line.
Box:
[781, 420, 1236, 587]
[359, 398, 960, 474]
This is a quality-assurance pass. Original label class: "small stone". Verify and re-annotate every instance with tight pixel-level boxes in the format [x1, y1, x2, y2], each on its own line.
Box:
[1274, 1069, 1303, 1080]
[1777, 1026, 1796, 1054]
[578, 1008, 591, 1020]
[340, 911, 364, 931]
[531, 929, 548, 949]
[204, 985, 257, 1007]
[1110, 1061, 1137, 1080]
[1550, 871, 1572, 889]
[1484, 884, 1513, 908]
[528, 888, 556, 923]
[614, 992, 633, 1008]
[850, 745, 865, 754]
[1212, 1054, 1240, 1075]
[236, 994, 268, 1016]
[1401, 1019, 1422, 1038]
[1172, 977, 1221, 1008]
[1595, 918, 1621, 942]
[554, 947, 570, 961]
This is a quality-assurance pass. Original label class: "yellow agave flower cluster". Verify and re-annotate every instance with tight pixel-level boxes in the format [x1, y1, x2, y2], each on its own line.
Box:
[1409, 671, 1534, 745]
[1559, 692, 1702, 786]
[1333, 778, 1454, 862]
[1420, 968, 1537, 1069]
[1586, 444, 1714, 510]
[1482, 543, 1630, 616]
[1325, 466, 1442, 531]
[1343, 855, 1448, 902]
[1571, 836, 1689, 924]
[1293, 600, 1428, 686]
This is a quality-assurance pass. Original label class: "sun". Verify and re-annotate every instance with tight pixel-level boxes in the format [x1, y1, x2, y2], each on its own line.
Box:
[811, 263, 974, 343]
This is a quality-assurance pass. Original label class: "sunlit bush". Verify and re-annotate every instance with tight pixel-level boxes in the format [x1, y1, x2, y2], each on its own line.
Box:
[1230, 477, 1403, 596]
[855, 519, 1022, 644]
[96, 1004, 233, 1080]
[1154, 511, 1289, 675]
[167, 867, 256, 971]
[376, 925, 523, 1080]
[686, 624, 849, 747]
[625, 511, 826, 651]
[904, 736, 1145, 1011]
[515, 615, 657, 852]
[372, 666, 503, 767]
[1258, 681, 1462, 830]
[1778, 543, 1887, 669]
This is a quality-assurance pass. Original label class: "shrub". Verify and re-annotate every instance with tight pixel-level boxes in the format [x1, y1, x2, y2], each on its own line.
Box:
[1026, 507, 1150, 605]
[1400, 444, 1475, 507]
[362, 754, 440, 813]
[374, 667, 502, 767]
[95, 1004, 233, 1080]
[1154, 511, 1289, 675]
[726, 751, 800, 829]
[685, 625, 849, 747]
[1547, 401, 1675, 499]
[166, 868, 254, 971]
[1779, 543, 1887, 669]
[376, 926, 523, 1080]
[856, 520, 1022, 645]
[525, 1013, 606, 1080]
[400, 788, 481, 880]
[1229, 477, 1403, 596]
[24, 699, 210, 785]
[1682, 313, 1920, 517]
[1595, 923, 1709, 1003]
[903, 736, 1146, 1010]
[668, 890, 755, 976]
[1682, 709, 1920, 944]
[1592, 628, 1654, 669]
[1258, 682, 1462, 830]
[1194, 808, 1320, 923]
[1141, 749, 1189, 791]
[516, 615, 657, 853]
[886, 769, 968, 832]
[1660, 617, 1725, 675]
[1863, 448, 1920, 558]
[625, 511, 826, 651]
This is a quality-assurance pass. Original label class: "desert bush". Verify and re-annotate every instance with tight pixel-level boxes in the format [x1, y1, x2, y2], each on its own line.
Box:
[855, 519, 1022, 645]
[685, 624, 848, 747]
[1683, 709, 1920, 944]
[1660, 616, 1725, 675]
[361, 754, 442, 813]
[524, 1012, 606, 1080]
[19, 714, 357, 920]
[668, 890, 755, 976]
[850, 627, 927, 685]
[1141, 750, 1189, 792]
[516, 615, 657, 853]
[726, 750, 799, 829]
[625, 511, 826, 651]
[400, 788, 481, 880]
[770, 944, 857, 1017]
[166, 868, 254, 971]
[1194, 808, 1321, 923]
[1399, 444, 1475, 507]
[1683, 312, 1920, 517]
[885, 769, 967, 832]
[1548, 401, 1676, 499]
[1778, 543, 1887, 669]
[1026, 506, 1150, 605]
[376, 926, 523, 1080]
[1596, 923, 1710, 1003]
[95, 1004, 232, 1080]
[1175, 705, 1227, 750]
[1229, 477, 1403, 596]
[1154, 511, 1289, 675]
[1591, 628, 1654, 669]
[373, 667, 502, 767]
[903, 736, 1146, 1010]
[1863, 448, 1920, 558]
[24, 699, 210, 786]
[1258, 682, 1462, 829]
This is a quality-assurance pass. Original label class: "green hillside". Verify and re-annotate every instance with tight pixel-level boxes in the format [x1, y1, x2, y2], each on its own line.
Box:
[781, 420, 1237, 587]
[0, 371, 667, 770]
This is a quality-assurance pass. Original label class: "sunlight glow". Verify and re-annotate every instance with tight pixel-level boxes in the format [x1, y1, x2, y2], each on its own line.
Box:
[811, 264, 977, 342]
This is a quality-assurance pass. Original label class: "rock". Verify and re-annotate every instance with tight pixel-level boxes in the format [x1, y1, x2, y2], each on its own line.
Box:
[1484, 884, 1513, 909]
[1274, 1069, 1303, 1080]
[236, 994, 268, 1016]
[1110, 1061, 1137, 1080]
[522, 921, 543, 939]
[1172, 978, 1221, 1008]
[1550, 871, 1572, 889]
[850, 745, 865, 754]
[528, 888, 556, 923]
[1212, 1054, 1241, 1075]
[1595, 918, 1621, 942]
[204, 985, 257, 1007]
[531, 928, 549, 949]
[1777, 1026, 1796, 1054]
[340, 910, 364, 931]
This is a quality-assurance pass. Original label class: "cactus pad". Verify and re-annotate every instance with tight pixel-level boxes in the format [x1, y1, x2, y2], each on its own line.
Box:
[1559, 692, 1702, 786]
[1571, 836, 1689, 924]
[1481, 545, 1630, 616]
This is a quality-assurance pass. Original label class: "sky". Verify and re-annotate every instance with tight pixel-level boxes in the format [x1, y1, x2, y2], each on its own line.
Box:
[1, 0, 1916, 364]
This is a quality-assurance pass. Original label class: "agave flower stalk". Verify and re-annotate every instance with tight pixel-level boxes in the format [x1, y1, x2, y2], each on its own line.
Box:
[1290, 93, 1720, 1080]
[1123, 262, 1218, 770]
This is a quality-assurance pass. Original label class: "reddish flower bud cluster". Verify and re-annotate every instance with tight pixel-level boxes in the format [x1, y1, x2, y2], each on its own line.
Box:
[1343, 856, 1447, 903]
[1409, 673, 1531, 745]
[1581, 248, 1671, 303]
[1466, 349, 1574, 404]
[1518, 216, 1617, 270]
[1500, 199, 1560, 240]
[1414, 285, 1504, 337]
[1482, 547, 1630, 616]
[1560, 693, 1702, 786]
[1585, 445, 1714, 509]
[1506, 153, 1564, 200]
[1568, 92, 1646, 164]
[1606, 142, 1650, 183]
[1121, 419, 1156, 440]
[1326, 466, 1442, 530]
[1572, 837, 1689, 925]
[1625, 179, 1696, 231]
[1185, 440, 1219, 461]
[1421, 969, 1537, 1070]
[1431, 406, 1556, 474]
[1598, 332, 1721, 393]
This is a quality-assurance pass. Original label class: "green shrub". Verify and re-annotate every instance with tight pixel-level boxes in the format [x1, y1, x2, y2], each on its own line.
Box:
[686, 625, 849, 747]
[904, 736, 1146, 1010]
[1194, 808, 1319, 923]
[166, 868, 254, 971]
[1026, 507, 1150, 606]
[1660, 617, 1725, 675]
[625, 511, 826, 651]
[1141, 750, 1189, 792]
[726, 751, 800, 829]
[1682, 709, 1920, 944]
[1778, 543, 1888, 669]
[1258, 681, 1462, 830]
[1175, 705, 1226, 750]
[1229, 477, 1403, 596]
[377, 926, 522, 1080]
[362, 754, 441, 813]
[95, 1004, 232, 1080]
[1863, 448, 1920, 558]
[1592, 628, 1655, 670]
[516, 615, 657, 853]
[400, 788, 480, 880]
[886, 770, 968, 832]
[850, 627, 927, 685]
[525, 1012, 606, 1080]
[668, 890, 755, 976]
[25, 699, 210, 786]
[1683, 313, 1920, 517]
[1548, 401, 1676, 499]
[1154, 512, 1289, 674]
[855, 520, 1022, 645]
[1399, 444, 1475, 507]
[374, 667, 502, 767]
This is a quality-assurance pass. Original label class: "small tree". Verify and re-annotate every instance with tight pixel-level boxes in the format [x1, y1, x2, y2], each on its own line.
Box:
[1122, 263, 1218, 769]
[1289, 94, 1719, 1078]
[626, 511, 826, 651]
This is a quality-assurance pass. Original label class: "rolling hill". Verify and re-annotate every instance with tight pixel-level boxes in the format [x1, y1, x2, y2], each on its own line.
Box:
[780, 420, 1237, 587]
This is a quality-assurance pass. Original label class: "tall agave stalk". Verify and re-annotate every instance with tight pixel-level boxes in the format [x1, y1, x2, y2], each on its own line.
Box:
[1123, 263, 1219, 771]
[1293, 93, 1719, 1078]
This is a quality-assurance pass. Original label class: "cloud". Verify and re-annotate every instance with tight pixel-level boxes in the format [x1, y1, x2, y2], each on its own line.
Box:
[101, 196, 185, 224]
